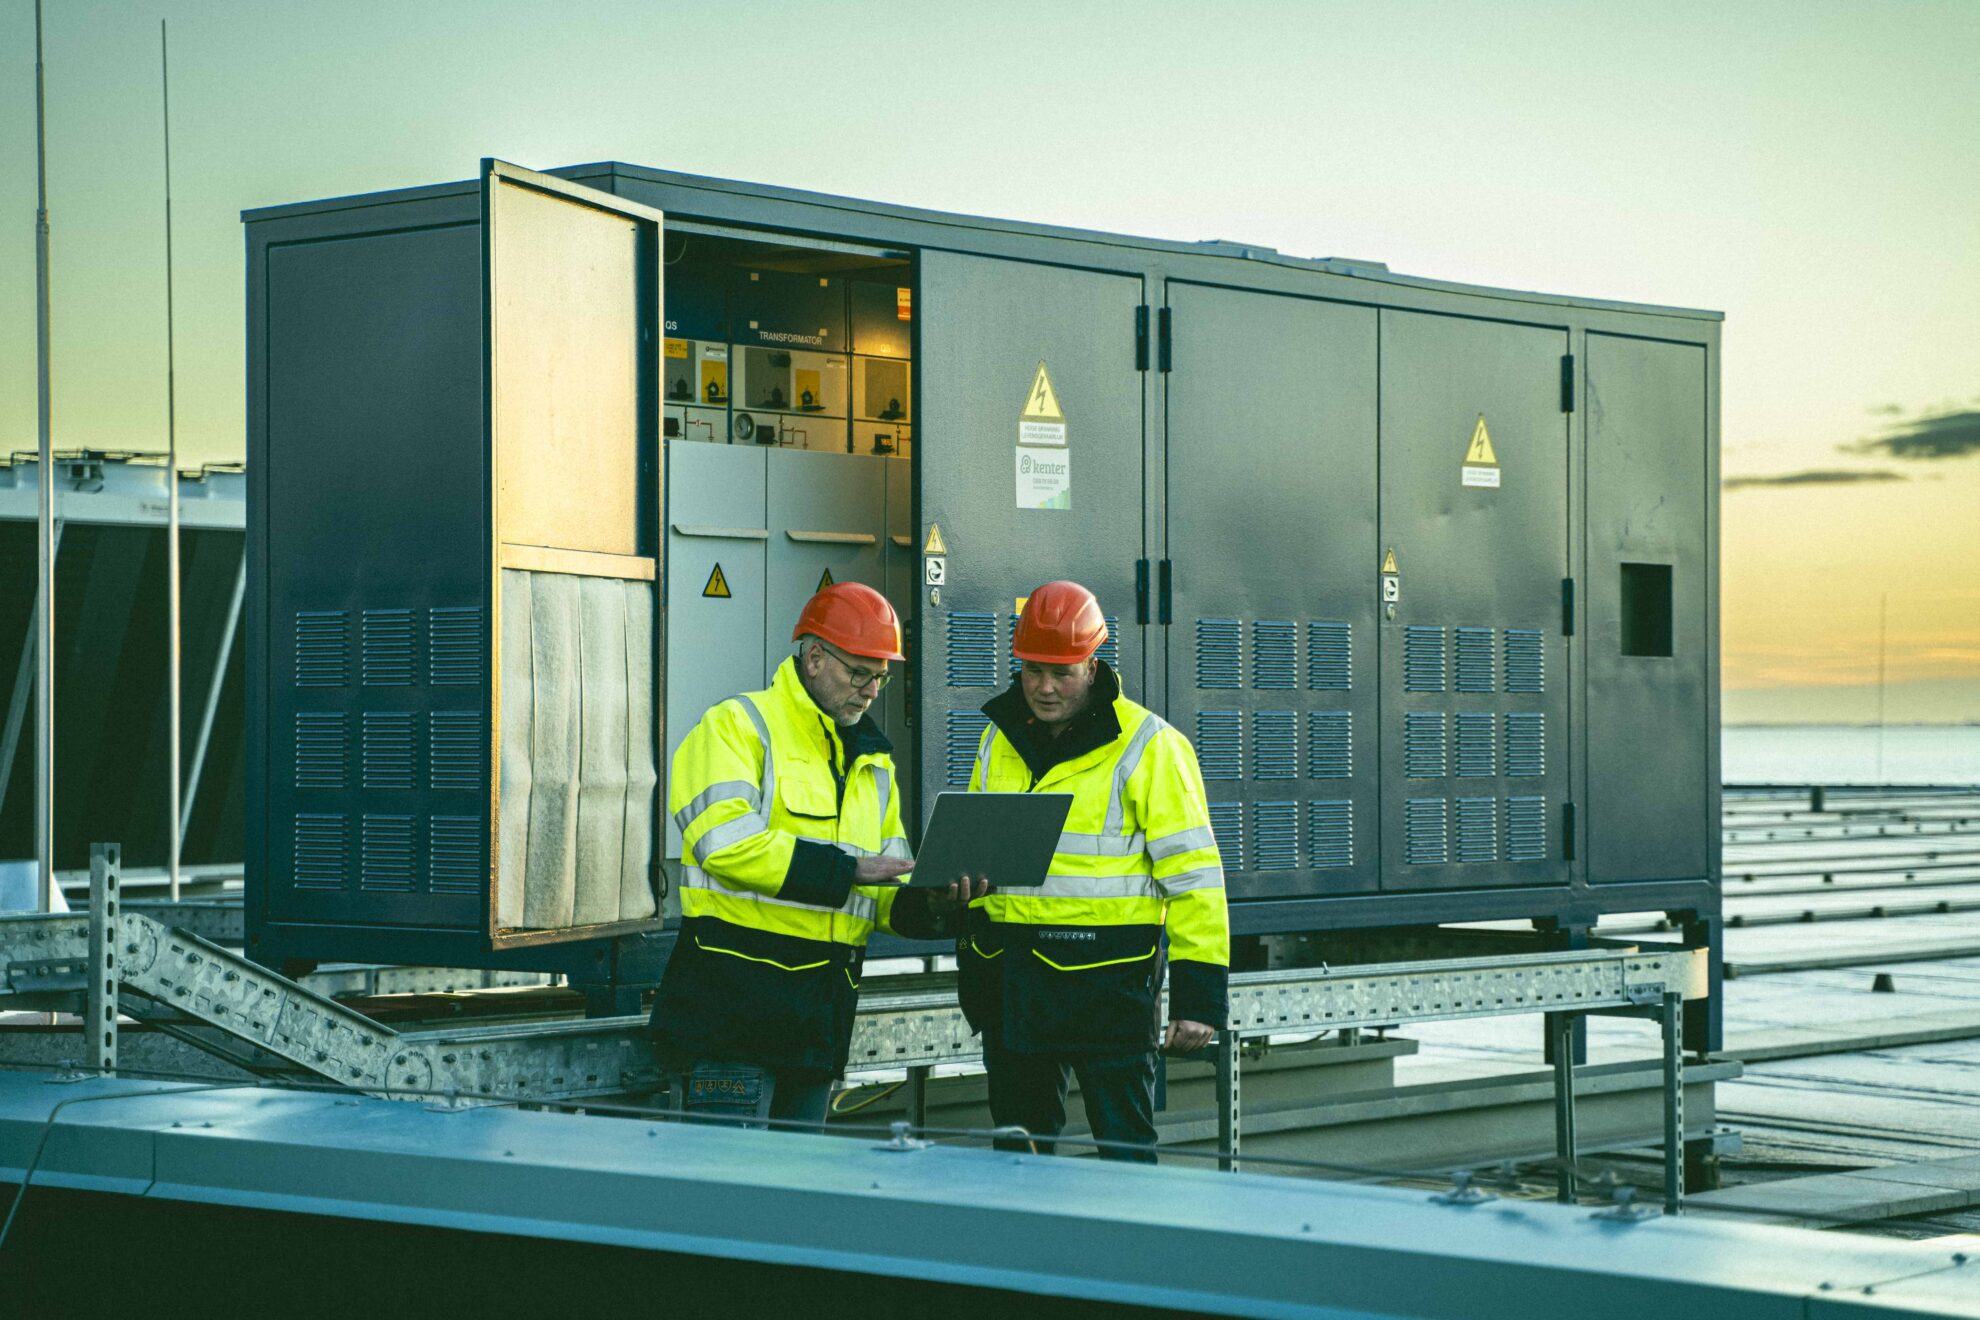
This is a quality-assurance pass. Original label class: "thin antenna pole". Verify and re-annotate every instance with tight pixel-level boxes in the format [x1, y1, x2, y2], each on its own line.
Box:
[1875, 594, 1888, 784]
[161, 19, 183, 902]
[33, 0, 56, 914]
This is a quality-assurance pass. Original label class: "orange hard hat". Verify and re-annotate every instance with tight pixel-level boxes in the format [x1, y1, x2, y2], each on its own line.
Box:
[792, 582, 905, 662]
[1012, 581, 1108, 665]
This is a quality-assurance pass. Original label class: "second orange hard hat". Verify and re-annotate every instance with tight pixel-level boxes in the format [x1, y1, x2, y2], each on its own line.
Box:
[792, 581, 905, 661]
[1012, 580, 1109, 665]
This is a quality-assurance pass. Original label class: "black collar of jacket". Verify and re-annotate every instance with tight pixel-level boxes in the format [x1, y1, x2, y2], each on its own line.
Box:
[837, 711, 893, 763]
[981, 661, 1122, 783]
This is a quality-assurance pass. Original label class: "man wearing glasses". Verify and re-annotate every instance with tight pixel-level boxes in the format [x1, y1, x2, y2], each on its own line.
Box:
[650, 582, 980, 1126]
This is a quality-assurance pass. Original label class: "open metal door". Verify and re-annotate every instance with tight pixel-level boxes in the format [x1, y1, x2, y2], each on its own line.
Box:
[484, 160, 666, 947]
[914, 252, 1146, 827]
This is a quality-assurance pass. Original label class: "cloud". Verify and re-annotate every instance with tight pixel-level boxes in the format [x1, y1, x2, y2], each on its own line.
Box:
[1722, 469, 1906, 490]
[1849, 406, 1980, 460]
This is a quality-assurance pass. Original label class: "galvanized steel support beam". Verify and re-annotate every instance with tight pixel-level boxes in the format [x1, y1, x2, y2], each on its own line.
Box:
[1661, 991, 1685, 1215]
[4, 918, 1706, 1130]
[86, 843, 120, 1072]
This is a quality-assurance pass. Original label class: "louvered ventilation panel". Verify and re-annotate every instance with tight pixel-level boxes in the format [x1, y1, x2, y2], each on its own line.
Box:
[945, 611, 998, 687]
[294, 712, 347, 791]
[361, 712, 416, 791]
[429, 606, 482, 685]
[1307, 622, 1351, 690]
[1307, 800, 1352, 869]
[1504, 629, 1544, 693]
[945, 710, 990, 786]
[1196, 619, 1242, 689]
[293, 813, 347, 891]
[1251, 620, 1296, 690]
[429, 711, 481, 791]
[1404, 712, 1447, 778]
[1404, 626, 1446, 693]
[1504, 713, 1546, 778]
[1454, 796, 1498, 864]
[1505, 795, 1547, 861]
[1207, 801, 1243, 866]
[429, 815, 483, 894]
[1195, 710, 1242, 781]
[1405, 797, 1449, 865]
[1009, 613, 1119, 677]
[1252, 801, 1299, 870]
[1095, 618, 1120, 670]
[360, 813, 415, 892]
[1454, 627, 1495, 693]
[295, 611, 349, 688]
[1251, 710, 1297, 780]
[1453, 712, 1496, 778]
[362, 609, 415, 687]
[1307, 710, 1351, 778]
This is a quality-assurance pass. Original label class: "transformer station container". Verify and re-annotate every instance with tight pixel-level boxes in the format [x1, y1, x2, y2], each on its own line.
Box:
[243, 161, 1720, 1043]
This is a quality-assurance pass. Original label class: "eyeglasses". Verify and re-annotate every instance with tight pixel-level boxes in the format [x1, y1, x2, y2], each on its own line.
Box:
[816, 645, 892, 692]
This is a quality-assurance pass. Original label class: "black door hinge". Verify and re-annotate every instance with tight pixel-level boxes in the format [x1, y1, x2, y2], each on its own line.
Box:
[1560, 353, 1576, 412]
[1157, 559, 1173, 624]
[1561, 577, 1576, 636]
[1563, 801, 1577, 861]
[1157, 306, 1173, 373]
[1135, 305, 1150, 372]
[1135, 558, 1151, 624]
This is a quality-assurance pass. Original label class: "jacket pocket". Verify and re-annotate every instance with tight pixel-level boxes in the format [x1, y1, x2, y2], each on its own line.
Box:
[651, 919, 853, 1074]
[777, 767, 839, 826]
[1006, 924, 1164, 1055]
[955, 919, 1006, 1036]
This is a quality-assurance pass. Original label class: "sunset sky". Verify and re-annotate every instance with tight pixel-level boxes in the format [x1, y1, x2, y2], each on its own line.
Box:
[2, 0, 1975, 723]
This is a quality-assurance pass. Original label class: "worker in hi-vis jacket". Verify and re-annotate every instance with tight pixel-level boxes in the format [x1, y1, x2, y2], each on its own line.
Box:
[650, 582, 982, 1126]
[959, 580, 1230, 1161]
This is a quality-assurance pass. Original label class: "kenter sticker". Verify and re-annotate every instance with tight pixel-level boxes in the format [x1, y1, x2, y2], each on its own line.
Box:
[1018, 362, 1067, 446]
[1016, 447, 1071, 510]
[1461, 415, 1501, 489]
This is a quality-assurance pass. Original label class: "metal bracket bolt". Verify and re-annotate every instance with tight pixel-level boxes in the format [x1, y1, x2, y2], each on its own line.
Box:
[1591, 1185, 1659, 1223]
[1429, 1170, 1497, 1206]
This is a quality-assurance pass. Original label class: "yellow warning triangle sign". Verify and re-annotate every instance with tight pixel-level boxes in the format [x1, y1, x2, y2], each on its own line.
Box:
[702, 563, 731, 599]
[1022, 362, 1064, 421]
[817, 567, 834, 592]
[1381, 549, 1398, 574]
[923, 523, 947, 555]
[1465, 416, 1498, 466]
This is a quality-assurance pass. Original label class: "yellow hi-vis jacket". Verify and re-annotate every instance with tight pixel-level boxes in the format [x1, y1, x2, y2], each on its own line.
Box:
[961, 663, 1230, 1054]
[648, 656, 912, 1076]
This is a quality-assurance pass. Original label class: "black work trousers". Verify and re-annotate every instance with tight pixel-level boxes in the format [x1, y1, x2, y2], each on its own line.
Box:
[983, 1041, 1159, 1164]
